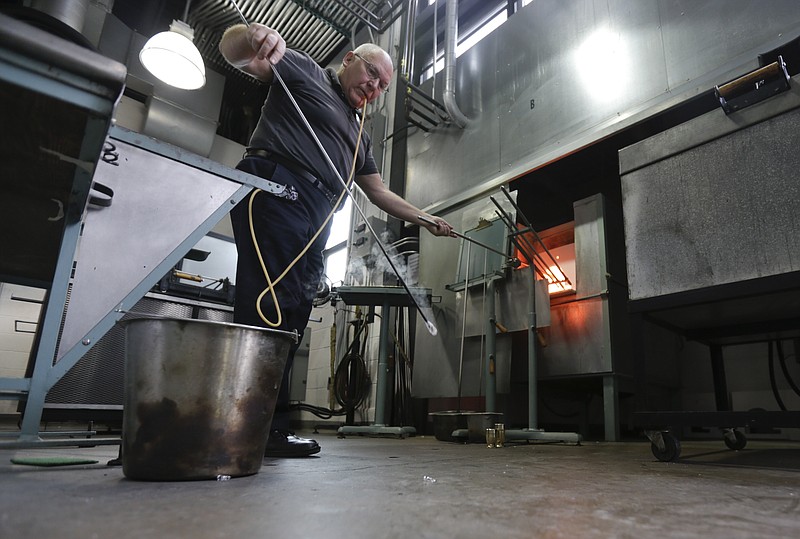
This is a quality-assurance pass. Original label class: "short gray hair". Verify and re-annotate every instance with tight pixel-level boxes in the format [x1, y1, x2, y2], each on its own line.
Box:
[353, 43, 392, 68]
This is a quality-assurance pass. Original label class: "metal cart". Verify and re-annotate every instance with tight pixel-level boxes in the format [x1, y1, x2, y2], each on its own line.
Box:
[620, 69, 800, 461]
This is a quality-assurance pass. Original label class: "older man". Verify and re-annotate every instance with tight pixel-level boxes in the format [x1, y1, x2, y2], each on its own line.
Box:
[219, 24, 452, 457]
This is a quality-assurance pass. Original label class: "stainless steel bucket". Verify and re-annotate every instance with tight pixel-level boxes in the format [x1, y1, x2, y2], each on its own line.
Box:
[121, 317, 296, 481]
[429, 411, 504, 443]
[464, 412, 503, 443]
[429, 411, 470, 442]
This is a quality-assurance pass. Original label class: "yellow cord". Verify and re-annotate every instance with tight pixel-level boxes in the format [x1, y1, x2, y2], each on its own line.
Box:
[248, 102, 368, 327]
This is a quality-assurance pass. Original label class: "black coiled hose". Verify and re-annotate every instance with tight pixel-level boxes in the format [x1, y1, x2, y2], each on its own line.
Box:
[333, 349, 370, 410]
[289, 317, 371, 419]
[333, 319, 371, 411]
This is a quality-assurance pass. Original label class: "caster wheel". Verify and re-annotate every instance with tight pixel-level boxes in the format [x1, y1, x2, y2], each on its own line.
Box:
[650, 432, 681, 462]
[724, 429, 747, 451]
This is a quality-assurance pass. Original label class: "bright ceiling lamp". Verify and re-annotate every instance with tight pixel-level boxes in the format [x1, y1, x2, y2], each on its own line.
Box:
[139, 1, 205, 90]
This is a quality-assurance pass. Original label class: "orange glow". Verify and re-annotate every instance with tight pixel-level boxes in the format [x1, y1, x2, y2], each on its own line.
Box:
[546, 265, 573, 294]
[512, 225, 575, 295]
[512, 226, 533, 269]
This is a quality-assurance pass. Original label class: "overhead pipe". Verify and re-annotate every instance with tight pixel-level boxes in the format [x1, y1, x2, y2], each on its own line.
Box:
[431, 0, 438, 100]
[399, 0, 418, 81]
[443, 0, 469, 128]
[326, 0, 408, 33]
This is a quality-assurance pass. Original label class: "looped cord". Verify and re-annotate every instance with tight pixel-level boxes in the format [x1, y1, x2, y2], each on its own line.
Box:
[249, 102, 368, 327]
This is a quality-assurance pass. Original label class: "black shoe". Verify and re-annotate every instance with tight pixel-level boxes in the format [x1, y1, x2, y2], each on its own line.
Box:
[264, 430, 321, 458]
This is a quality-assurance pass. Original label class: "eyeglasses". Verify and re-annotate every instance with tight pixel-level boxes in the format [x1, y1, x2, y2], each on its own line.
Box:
[353, 52, 390, 92]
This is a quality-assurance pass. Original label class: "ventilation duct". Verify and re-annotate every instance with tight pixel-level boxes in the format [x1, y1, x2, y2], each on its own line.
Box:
[29, 0, 89, 33]
[443, 0, 469, 128]
[4, 0, 102, 49]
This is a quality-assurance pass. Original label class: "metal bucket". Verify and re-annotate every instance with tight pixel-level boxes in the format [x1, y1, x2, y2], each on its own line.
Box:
[120, 317, 296, 481]
[429, 411, 471, 442]
[464, 412, 503, 443]
[429, 411, 504, 443]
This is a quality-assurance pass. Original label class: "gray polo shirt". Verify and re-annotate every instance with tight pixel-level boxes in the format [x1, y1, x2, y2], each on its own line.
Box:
[248, 49, 378, 194]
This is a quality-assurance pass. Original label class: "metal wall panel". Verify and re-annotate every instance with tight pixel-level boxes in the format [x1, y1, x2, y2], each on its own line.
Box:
[459, 270, 550, 338]
[659, 1, 799, 91]
[143, 95, 219, 157]
[539, 296, 609, 377]
[497, 0, 666, 173]
[406, 31, 501, 209]
[536, 195, 615, 377]
[412, 198, 503, 398]
[573, 194, 607, 296]
[495, 271, 550, 333]
[621, 101, 800, 301]
[405, 0, 800, 211]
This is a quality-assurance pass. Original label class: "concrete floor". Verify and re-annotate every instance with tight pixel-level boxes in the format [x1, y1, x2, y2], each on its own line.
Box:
[2, 432, 800, 538]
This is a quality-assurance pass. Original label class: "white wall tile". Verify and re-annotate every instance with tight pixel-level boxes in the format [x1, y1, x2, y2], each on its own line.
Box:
[309, 328, 332, 351]
[0, 332, 36, 354]
[0, 351, 31, 376]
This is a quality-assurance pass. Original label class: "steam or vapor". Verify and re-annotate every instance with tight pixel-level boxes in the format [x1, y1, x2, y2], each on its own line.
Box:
[373, 230, 412, 284]
[346, 229, 438, 336]
[345, 255, 369, 286]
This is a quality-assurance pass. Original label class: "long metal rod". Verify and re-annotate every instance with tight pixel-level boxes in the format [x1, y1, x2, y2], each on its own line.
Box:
[457, 240, 471, 412]
[489, 197, 563, 285]
[527, 256, 538, 430]
[417, 215, 517, 263]
[230, 1, 436, 332]
[499, 186, 573, 287]
[230, 0, 248, 24]
[489, 202, 538, 429]
[479, 250, 487, 400]
[511, 225, 569, 287]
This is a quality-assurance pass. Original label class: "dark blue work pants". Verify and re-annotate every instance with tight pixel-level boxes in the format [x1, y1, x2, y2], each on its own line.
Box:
[231, 156, 332, 431]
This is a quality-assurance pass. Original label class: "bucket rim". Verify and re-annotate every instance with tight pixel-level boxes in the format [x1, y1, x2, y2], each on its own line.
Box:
[118, 314, 299, 343]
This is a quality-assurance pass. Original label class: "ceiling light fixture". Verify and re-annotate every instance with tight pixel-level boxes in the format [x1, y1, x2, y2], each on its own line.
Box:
[139, 0, 206, 90]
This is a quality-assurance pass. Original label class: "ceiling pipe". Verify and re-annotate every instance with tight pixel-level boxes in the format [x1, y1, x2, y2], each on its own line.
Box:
[443, 0, 469, 128]
[400, 0, 417, 81]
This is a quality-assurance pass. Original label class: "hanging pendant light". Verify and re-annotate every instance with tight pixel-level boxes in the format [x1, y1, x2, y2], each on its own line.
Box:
[139, 1, 206, 90]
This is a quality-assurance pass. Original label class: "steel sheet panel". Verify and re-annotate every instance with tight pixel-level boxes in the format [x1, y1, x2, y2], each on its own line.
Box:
[405, 0, 800, 211]
[497, 0, 666, 175]
[621, 105, 800, 301]
[539, 296, 610, 377]
[659, 0, 800, 91]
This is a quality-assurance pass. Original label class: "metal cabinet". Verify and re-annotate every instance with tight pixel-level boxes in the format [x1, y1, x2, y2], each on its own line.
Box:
[620, 73, 800, 460]
[0, 13, 126, 446]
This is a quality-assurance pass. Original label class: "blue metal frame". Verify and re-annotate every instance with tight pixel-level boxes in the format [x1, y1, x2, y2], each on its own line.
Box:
[0, 37, 123, 443]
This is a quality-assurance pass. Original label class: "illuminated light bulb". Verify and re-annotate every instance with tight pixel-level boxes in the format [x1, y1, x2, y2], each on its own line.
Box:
[139, 19, 206, 90]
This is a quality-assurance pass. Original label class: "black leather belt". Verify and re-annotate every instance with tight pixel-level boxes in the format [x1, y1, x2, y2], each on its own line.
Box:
[244, 148, 339, 208]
